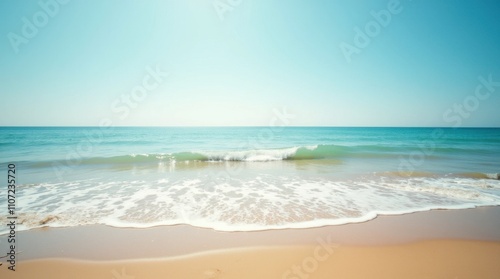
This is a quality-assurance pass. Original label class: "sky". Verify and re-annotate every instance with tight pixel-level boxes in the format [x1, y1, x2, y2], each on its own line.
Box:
[0, 0, 499, 127]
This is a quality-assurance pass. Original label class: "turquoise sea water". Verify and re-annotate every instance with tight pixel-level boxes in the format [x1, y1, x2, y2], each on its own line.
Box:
[1, 127, 500, 233]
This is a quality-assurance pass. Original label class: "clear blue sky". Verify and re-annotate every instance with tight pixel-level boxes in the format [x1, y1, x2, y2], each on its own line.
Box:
[1, 0, 499, 126]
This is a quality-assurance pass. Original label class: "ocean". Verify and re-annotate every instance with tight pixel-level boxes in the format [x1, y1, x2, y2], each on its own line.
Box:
[1, 127, 500, 234]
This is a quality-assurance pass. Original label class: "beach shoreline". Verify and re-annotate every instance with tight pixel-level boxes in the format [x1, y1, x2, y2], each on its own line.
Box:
[2, 206, 500, 278]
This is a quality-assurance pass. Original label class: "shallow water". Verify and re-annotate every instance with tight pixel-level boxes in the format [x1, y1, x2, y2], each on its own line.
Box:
[1, 127, 499, 234]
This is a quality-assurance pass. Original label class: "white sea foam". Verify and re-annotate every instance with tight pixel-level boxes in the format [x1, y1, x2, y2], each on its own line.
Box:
[1, 174, 500, 235]
[3, 127, 499, 235]
[486, 173, 500, 180]
[200, 147, 300, 162]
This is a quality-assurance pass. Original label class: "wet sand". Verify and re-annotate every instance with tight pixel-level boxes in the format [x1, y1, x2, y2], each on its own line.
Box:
[1, 206, 500, 278]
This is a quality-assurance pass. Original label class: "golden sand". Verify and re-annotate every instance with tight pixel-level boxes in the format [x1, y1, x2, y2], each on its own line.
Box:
[2, 240, 499, 279]
[1, 207, 500, 278]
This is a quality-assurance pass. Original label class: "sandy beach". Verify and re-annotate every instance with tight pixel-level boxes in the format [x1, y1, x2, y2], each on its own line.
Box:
[3, 0, 500, 277]
[2, 206, 500, 278]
